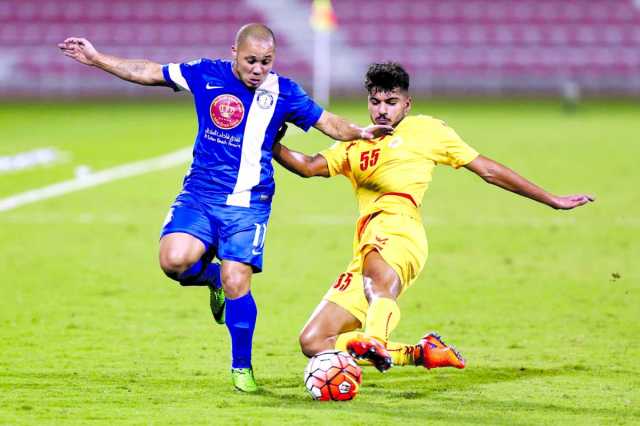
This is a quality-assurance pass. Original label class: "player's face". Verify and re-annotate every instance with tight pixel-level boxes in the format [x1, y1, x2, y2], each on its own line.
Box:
[367, 88, 411, 128]
[231, 37, 275, 89]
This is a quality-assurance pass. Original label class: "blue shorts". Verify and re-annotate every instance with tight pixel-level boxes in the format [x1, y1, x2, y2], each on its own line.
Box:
[160, 192, 271, 272]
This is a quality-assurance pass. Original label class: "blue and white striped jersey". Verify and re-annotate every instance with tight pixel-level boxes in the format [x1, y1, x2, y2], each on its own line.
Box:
[162, 59, 323, 208]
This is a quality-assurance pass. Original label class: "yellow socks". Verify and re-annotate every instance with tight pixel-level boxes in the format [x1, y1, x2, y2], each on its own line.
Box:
[364, 297, 400, 343]
[335, 331, 364, 353]
[335, 333, 416, 366]
[387, 341, 418, 366]
[334, 297, 400, 350]
[334, 298, 409, 365]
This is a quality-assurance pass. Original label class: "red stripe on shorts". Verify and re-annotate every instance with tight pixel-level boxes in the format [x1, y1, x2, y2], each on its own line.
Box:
[374, 192, 417, 207]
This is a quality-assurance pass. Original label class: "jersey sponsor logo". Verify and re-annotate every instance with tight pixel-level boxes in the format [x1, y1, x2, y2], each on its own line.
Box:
[205, 82, 224, 90]
[204, 128, 241, 148]
[256, 90, 275, 109]
[210, 94, 245, 129]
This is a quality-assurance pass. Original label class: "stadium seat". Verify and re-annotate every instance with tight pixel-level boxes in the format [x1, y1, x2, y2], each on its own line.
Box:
[1, 0, 639, 96]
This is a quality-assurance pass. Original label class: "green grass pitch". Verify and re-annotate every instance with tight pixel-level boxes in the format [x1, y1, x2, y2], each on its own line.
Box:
[0, 99, 638, 425]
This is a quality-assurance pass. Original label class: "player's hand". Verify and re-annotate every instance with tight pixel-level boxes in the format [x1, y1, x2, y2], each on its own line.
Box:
[351, 124, 394, 140]
[550, 194, 595, 210]
[275, 123, 288, 144]
[57, 37, 99, 66]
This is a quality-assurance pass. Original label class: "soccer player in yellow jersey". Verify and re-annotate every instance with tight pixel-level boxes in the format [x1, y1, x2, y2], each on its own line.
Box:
[273, 63, 594, 372]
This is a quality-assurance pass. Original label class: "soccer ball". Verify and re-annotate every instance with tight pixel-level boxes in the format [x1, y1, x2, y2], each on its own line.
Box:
[303, 350, 362, 401]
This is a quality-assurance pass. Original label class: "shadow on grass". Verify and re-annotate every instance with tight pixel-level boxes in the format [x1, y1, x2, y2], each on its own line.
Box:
[259, 365, 563, 392]
[4, 366, 636, 423]
[244, 366, 637, 422]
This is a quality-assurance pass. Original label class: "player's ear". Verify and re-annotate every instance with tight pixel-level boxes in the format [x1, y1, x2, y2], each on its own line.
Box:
[231, 45, 237, 60]
[405, 95, 412, 112]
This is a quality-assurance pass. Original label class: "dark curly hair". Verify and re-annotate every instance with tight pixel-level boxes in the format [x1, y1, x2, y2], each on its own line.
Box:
[365, 62, 410, 94]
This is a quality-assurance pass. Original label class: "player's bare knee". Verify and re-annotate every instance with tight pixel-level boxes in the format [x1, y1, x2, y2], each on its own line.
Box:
[221, 270, 250, 299]
[159, 249, 194, 277]
[298, 332, 314, 357]
[299, 331, 326, 358]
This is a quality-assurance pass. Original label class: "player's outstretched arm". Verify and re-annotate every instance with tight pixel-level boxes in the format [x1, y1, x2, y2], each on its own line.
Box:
[314, 111, 393, 141]
[272, 142, 329, 178]
[58, 37, 166, 86]
[465, 155, 595, 210]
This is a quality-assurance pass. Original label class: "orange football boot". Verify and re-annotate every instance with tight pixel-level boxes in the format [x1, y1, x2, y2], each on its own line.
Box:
[346, 335, 393, 372]
[415, 332, 466, 369]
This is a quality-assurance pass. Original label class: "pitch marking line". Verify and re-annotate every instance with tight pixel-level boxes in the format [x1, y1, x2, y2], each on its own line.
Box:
[0, 148, 192, 213]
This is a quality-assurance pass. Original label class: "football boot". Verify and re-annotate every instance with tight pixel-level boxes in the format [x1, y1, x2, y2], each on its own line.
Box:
[231, 367, 258, 393]
[346, 335, 393, 372]
[415, 332, 465, 369]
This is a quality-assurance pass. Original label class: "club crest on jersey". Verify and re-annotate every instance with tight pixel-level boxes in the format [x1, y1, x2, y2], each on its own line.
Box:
[210, 94, 244, 129]
[256, 90, 275, 109]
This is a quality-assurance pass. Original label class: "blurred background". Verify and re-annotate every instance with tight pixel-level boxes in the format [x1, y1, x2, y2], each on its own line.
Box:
[1, 0, 640, 99]
[1, 2, 639, 423]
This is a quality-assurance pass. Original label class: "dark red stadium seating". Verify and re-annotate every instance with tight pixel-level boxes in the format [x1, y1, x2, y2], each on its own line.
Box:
[0, 0, 310, 96]
[333, 0, 640, 93]
[1, 0, 639, 96]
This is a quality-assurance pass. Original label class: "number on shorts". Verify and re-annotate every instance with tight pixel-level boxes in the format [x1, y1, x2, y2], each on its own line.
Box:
[333, 272, 353, 291]
[252, 223, 267, 254]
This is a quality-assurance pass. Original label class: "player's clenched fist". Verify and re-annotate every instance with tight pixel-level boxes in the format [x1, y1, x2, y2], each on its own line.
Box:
[57, 37, 99, 66]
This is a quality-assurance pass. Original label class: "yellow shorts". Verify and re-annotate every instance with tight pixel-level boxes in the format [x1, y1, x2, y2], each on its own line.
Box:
[324, 211, 428, 325]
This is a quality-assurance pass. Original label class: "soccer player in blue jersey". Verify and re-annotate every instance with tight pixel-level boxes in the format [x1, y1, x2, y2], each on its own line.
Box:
[58, 23, 392, 392]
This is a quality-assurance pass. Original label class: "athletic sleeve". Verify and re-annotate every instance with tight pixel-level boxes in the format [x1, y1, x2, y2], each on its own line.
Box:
[318, 141, 349, 177]
[427, 119, 479, 169]
[162, 58, 205, 93]
[285, 80, 324, 131]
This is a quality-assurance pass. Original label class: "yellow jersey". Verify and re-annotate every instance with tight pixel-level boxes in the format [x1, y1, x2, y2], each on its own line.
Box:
[319, 115, 479, 219]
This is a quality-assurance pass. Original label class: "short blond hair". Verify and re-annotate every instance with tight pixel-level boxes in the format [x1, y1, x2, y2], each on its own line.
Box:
[235, 23, 276, 48]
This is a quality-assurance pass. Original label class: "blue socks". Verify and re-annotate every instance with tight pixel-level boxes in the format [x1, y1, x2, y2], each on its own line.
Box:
[176, 260, 257, 370]
[177, 260, 221, 288]
[225, 292, 257, 369]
